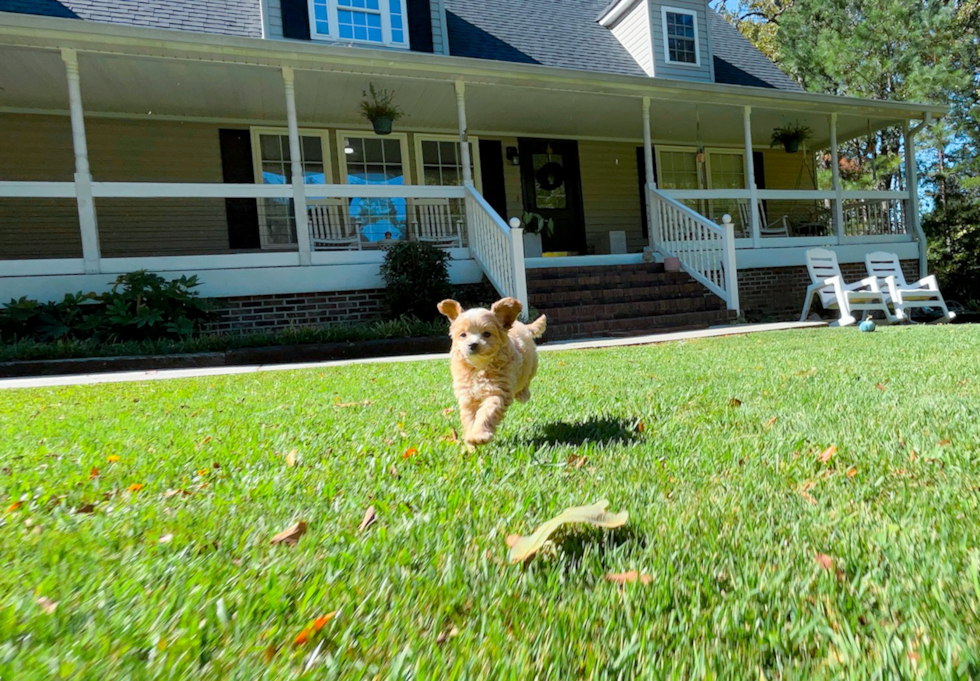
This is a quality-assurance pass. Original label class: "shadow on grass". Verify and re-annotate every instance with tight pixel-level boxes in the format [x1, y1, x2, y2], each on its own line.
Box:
[522, 526, 647, 573]
[523, 417, 639, 447]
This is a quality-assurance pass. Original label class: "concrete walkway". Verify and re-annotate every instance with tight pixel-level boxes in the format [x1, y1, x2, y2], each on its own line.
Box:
[0, 321, 825, 390]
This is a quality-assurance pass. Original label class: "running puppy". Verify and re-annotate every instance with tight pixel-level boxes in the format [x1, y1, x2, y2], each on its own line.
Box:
[437, 297, 547, 446]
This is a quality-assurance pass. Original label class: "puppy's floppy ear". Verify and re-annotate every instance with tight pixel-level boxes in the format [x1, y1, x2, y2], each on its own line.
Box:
[491, 297, 522, 329]
[437, 299, 463, 321]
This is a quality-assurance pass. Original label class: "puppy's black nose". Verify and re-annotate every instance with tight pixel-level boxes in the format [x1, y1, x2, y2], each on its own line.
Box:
[468, 342, 479, 352]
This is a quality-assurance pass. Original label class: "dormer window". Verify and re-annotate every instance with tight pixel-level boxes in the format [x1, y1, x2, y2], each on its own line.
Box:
[662, 7, 699, 66]
[309, 0, 408, 47]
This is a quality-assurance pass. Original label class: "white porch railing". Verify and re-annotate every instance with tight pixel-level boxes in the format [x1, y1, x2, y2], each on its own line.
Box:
[648, 184, 739, 313]
[463, 185, 529, 311]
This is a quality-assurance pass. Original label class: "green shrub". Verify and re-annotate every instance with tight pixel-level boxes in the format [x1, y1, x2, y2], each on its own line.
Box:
[379, 241, 452, 321]
[0, 271, 213, 344]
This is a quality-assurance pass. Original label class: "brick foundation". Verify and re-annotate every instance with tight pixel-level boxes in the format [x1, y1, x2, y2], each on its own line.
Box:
[207, 289, 386, 333]
[738, 260, 918, 321]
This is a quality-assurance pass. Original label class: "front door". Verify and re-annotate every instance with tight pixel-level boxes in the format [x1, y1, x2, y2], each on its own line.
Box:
[518, 139, 586, 254]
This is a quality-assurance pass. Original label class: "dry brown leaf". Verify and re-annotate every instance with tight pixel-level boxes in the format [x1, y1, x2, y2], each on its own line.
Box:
[293, 612, 336, 647]
[815, 553, 835, 571]
[270, 520, 307, 546]
[799, 480, 817, 505]
[285, 449, 298, 467]
[89, 467, 100, 479]
[436, 626, 459, 644]
[389, 464, 400, 478]
[728, 398, 742, 408]
[846, 467, 857, 478]
[909, 450, 918, 462]
[818, 445, 837, 464]
[636, 421, 646, 433]
[908, 651, 921, 664]
[312, 612, 336, 631]
[507, 500, 628, 564]
[939, 439, 951, 446]
[335, 400, 372, 408]
[765, 416, 778, 428]
[5, 501, 23, 513]
[264, 644, 278, 663]
[163, 488, 191, 499]
[402, 447, 418, 460]
[505, 534, 521, 548]
[439, 429, 459, 444]
[358, 506, 376, 533]
[606, 570, 653, 585]
[128, 483, 145, 493]
[197, 436, 212, 449]
[876, 382, 887, 392]
[566, 453, 588, 469]
[442, 407, 454, 416]
[37, 597, 58, 614]
[75, 503, 95, 514]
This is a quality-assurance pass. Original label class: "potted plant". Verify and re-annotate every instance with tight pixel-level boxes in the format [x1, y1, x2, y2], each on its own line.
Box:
[359, 83, 403, 135]
[770, 122, 812, 153]
[520, 212, 554, 258]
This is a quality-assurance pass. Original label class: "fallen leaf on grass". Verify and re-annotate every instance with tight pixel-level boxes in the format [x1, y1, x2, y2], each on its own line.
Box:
[439, 429, 459, 444]
[76, 503, 95, 514]
[271, 520, 307, 546]
[197, 468, 210, 477]
[636, 421, 646, 433]
[728, 398, 742, 408]
[264, 644, 278, 663]
[566, 454, 588, 469]
[106, 455, 120, 463]
[128, 483, 145, 493]
[293, 612, 336, 646]
[794, 368, 818, 377]
[507, 500, 628, 564]
[89, 467, 100, 479]
[358, 506, 376, 533]
[846, 467, 857, 478]
[285, 449, 298, 467]
[938, 439, 951, 446]
[876, 382, 887, 392]
[505, 534, 521, 548]
[389, 464, 400, 479]
[909, 450, 918, 462]
[436, 626, 459, 644]
[37, 597, 58, 614]
[799, 481, 817, 506]
[402, 447, 418, 460]
[818, 445, 836, 464]
[5, 501, 23, 513]
[765, 416, 778, 428]
[196, 436, 212, 449]
[908, 651, 921, 664]
[606, 570, 653, 585]
[442, 408, 454, 416]
[814, 553, 835, 571]
[163, 489, 191, 499]
[159, 534, 173, 544]
[335, 400, 372, 408]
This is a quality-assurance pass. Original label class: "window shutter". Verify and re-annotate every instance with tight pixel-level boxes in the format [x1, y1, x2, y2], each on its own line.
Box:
[405, 0, 433, 52]
[281, 0, 311, 40]
[478, 139, 507, 220]
[218, 129, 261, 250]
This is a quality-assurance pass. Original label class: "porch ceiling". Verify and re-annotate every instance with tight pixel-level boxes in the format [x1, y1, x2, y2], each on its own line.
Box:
[0, 39, 933, 146]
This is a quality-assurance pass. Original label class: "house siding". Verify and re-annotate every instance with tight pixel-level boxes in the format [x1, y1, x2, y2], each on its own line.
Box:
[650, 0, 712, 83]
[579, 141, 646, 254]
[611, 1, 654, 77]
[760, 148, 820, 230]
[266, 0, 284, 39]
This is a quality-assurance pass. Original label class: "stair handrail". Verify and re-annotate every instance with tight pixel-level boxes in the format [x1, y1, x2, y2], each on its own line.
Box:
[464, 185, 529, 311]
[647, 182, 739, 315]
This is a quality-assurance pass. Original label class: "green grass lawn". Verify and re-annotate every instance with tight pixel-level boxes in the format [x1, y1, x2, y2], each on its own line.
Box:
[3, 325, 980, 679]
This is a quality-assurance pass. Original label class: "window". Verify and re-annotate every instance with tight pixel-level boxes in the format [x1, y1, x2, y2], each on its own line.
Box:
[251, 129, 331, 248]
[309, 0, 408, 47]
[662, 7, 699, 66]
[415, 137, 480, 244]
[338, 132, 410, 242]
[656, 146, 747, 234]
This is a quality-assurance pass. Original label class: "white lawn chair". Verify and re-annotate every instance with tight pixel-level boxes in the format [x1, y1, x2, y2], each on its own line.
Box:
[308, 198, 360, 251]
[801, 248, 898, 327]
[865, 251, 956, 323]
[739, 200, 789, 237]
[411, 198, 463, 248]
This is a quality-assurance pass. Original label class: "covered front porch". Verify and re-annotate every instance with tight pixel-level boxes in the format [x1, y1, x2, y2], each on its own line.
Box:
[0, 12, 944, 322]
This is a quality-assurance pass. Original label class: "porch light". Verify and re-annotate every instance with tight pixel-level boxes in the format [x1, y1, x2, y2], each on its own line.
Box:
[506, 146, 519, 165]
[344, 139, 354, 154]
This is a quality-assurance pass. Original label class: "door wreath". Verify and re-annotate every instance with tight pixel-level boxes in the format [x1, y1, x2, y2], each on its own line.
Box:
[535, 161, 565, 191]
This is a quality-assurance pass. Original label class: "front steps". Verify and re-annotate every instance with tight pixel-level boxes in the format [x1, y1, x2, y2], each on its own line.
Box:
[527, 262, 733, 341]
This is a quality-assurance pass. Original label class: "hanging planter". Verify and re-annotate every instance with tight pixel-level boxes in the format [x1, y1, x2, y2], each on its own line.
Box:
[770, 122, 812, 154]
[359, 83, 403, 136]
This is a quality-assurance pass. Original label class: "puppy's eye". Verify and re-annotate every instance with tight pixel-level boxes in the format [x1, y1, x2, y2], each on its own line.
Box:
[482, 331, 492, 338]
[459, 332, 466, 338]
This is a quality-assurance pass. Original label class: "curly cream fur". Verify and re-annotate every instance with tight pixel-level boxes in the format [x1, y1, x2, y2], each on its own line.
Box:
[438, 297, 546, 445]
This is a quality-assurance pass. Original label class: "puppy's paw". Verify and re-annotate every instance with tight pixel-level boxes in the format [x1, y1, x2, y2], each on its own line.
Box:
[465, 427, 495, 446]
[516, 387, 531, 403]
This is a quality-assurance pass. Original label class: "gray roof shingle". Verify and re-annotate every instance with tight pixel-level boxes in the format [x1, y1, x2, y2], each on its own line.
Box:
[0, 0, 262, 37]
[1, 0, 800, 91]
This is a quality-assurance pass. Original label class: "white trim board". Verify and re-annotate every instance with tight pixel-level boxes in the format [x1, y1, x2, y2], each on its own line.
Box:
[736, 242, 918, 269]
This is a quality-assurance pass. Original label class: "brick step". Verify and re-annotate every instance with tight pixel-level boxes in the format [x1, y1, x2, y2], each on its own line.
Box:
[526, 262, 665, 281]
[531, 283, 712, 308]
[528, 271, 695, 293]
[542, 309, 731, 341]
[538, 296, 723, 324]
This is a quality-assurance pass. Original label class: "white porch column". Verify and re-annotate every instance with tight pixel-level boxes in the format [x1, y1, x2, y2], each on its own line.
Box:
[904, 120, 927, 278]
[61, 48, 101, 274]
[743, 106, 760, 248]
[642, 96, 659, 248]
[282, 66, 312, 266]
[454, 80, 473, 187]
[829, 113, 845, 243]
